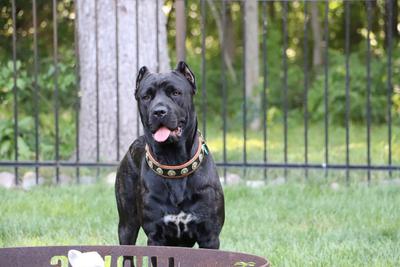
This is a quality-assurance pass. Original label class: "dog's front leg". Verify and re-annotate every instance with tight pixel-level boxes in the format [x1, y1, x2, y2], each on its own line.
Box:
[117, 199, 140, 267]
[116, 176, 140, 246]
[117, 194, 140, 267]
[115, 153, 142, 267]
[198, 236, 220, 249]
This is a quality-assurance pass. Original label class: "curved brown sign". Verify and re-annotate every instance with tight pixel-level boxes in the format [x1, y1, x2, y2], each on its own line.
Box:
[0, 245, 269, 267]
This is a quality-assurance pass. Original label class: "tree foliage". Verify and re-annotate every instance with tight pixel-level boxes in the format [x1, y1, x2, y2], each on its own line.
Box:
[0, 0, 399, 160]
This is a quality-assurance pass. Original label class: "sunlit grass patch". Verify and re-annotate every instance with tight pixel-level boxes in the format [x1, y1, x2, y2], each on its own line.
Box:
[205, 122, 400, 168]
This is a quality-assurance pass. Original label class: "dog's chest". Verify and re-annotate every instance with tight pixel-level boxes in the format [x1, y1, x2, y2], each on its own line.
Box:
[142, 185, 201, 243]
[162, 211, 197, 239]
[141, 170, 208, 244]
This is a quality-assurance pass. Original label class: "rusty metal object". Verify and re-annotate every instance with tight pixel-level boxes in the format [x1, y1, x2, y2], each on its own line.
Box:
[0, 245, 269, 267]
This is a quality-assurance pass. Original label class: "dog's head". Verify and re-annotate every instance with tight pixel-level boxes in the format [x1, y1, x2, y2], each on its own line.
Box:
[135, 61, 197, 145]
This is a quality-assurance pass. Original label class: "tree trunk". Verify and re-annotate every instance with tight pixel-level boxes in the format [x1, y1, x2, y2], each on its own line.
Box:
[244, 0, 260, 130]
[206, 0, 236, 81]
[175, 0, 186, 62]
[244, 0, 259, 98]
[76, 0, 170, 162]
[268, 1, 275, 20]
[310, 2, 323, 67]
[394, 0, 399, 39]
[225, 5, 235, 64]
[385, 0, 399, 47]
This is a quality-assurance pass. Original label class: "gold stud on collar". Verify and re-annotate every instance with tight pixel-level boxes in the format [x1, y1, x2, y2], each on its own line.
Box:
[192, 161, 198, 169]
[167, 170, 176, 176]
[156, 167, 163, 175]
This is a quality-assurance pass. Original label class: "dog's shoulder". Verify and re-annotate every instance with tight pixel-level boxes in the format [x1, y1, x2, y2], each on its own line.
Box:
[128, 135, 146, 167]
[128, 136, 146, 155]
[117, 136, 146, 173]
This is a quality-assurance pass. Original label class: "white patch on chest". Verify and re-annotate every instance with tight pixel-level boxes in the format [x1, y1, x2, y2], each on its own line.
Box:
[163, 211, 197, 238]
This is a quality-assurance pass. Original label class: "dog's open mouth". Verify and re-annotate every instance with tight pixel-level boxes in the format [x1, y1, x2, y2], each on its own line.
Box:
[153, 126, 182, 142]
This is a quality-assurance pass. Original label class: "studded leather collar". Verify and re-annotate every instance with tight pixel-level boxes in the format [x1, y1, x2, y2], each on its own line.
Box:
[145, 134, 208, 179]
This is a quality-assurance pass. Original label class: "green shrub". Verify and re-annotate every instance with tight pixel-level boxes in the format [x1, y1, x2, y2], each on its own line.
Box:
[0, 49, 77, 160]
[308, 48, 400, 124]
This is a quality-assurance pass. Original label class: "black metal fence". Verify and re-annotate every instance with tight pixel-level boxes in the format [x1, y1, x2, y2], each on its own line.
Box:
[0, 0, 399, 186]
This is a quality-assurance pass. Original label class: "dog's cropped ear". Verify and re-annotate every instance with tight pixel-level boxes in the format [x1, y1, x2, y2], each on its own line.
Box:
[135, 66, 149, 99]
[176, 61, 196, 93]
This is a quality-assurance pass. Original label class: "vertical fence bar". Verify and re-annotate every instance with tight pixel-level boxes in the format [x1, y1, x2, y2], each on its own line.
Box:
[156, 0, 160, 72]
[95, 0, 100, 179]
[366, 0, 372, 183]
[32, 0, 39, 184]
[386, 0, 393, 177]
[115, 0, 120, 162]
[324, 0, 329, 177]
[303, 1, 309, 179]
[74, 0, 80, 183]
[136, 0, 140, 138]
[262, 1, 268, 181]
[201, 0, 207, 139]
[11, 0, 18, 185]
[345, 1, 350, 184]
[1, 0, 398, 180]
[242, 1, 247, 173]
[53, 0, 60, 183]
[282, 1, 288, 179]
[221, 0, 227, 182]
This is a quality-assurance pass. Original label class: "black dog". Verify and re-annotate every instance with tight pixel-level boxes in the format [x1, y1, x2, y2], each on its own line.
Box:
[115, 62, 224, 253]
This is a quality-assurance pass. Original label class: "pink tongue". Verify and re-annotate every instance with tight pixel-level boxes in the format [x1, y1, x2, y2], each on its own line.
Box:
[153, 127, 171, 142]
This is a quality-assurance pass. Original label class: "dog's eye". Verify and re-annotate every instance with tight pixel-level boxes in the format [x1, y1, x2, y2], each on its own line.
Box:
[172, 90, 182, 97]
[142, 95, 151, 101]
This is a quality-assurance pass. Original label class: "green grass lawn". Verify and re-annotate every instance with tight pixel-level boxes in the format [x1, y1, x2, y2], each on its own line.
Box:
[1, 183, 399, 266]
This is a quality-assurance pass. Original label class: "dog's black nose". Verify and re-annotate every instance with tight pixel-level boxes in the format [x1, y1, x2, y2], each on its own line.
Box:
[152, 106, 167, 118]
